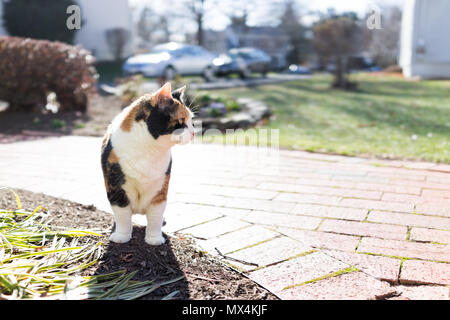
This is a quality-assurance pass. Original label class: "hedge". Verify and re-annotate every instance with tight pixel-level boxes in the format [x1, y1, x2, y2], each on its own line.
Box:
[0, 36, 97, 112]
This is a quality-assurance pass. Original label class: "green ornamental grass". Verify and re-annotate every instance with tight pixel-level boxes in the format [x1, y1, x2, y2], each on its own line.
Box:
[0, 188, 183, 300]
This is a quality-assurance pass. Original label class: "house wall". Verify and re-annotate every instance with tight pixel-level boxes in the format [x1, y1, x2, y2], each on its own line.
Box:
[400, 0, 450, 79]
[0, 0, 133, 61]
[0, 3, 7, 36]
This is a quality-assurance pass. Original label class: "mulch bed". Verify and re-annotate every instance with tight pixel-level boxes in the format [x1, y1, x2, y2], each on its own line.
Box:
[0, 188, 277, 300]
[0, 94, 121, 142]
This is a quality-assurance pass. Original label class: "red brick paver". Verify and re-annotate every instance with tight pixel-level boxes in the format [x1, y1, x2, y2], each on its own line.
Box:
[249, 252, 349, 294]
[400, 260, 450, 285]
[278, 271, 396, 300]
[357, 238, 450, 262]
[390, 285, 450, 300]
[322, 250, 401, 283]
[224, 236, 313, 271]
[1, 137, 449, 299]
[319, 219, 408, 240]
[409, 227, 450, 244]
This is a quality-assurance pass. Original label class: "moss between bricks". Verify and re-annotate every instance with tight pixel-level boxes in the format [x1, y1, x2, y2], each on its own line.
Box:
[225, 249, 318, 273]
[226, 236, 282, 255]
[282, 266, 360, 290]
[358, 251, 450, 264]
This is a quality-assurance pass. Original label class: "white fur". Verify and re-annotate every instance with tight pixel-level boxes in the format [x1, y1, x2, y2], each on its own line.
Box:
[108, 104, 194, 245]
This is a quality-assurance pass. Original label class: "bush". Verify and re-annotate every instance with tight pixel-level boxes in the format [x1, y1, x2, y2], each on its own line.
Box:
[0, 37, 98, 112]
[225, 100, 241, 112]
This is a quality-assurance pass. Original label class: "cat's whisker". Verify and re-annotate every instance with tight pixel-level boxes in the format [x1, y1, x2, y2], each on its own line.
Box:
[188, 92, 202, 109]
[190, 105, 200, 114]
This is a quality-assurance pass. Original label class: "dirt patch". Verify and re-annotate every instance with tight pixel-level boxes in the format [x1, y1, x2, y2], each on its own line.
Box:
[0, 94, 120, 141]
[0, 189, 277, 300]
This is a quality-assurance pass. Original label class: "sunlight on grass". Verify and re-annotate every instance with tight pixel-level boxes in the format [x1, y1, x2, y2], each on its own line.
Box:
[199, 74, 450, 163]
[0, 188, 182, 300]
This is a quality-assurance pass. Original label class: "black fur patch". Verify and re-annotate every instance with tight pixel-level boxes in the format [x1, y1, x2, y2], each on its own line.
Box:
[166, 157, 172, 175]
[101, 139, 130, 208]
[144, 106, 185, 139]
[172, 89, 183, 102]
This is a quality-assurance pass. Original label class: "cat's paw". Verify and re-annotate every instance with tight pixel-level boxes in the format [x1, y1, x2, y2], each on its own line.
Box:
[145, 235, 166, 246]
[110, 232, 132, 243]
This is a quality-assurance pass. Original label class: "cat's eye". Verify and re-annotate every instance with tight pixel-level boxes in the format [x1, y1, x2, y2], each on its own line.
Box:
[178, 118, 184, 125]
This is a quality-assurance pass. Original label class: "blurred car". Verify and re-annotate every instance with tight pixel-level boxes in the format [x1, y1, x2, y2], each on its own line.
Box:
[286, 64, 312, 75]
[325, 57, 381, 73]
[213, 48, 272, 78]
[348, 56, 381, 72]
[123, 42, 216, 80]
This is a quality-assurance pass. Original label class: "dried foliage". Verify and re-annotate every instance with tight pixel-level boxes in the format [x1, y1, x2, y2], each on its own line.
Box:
[0, 37, 97, 113]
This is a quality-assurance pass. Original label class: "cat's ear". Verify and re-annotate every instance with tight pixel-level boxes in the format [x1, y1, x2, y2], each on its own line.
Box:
[155, 82, 174, 108]
[172, 86, 186, 103]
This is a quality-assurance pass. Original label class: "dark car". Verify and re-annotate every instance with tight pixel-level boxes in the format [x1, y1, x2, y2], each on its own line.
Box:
[213, 48, 272, 78]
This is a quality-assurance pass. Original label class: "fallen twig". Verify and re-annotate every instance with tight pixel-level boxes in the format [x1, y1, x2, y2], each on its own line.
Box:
[186, 273, 220, 283]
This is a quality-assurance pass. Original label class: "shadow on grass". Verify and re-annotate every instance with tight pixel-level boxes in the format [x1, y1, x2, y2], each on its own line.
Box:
[261, 78, 450, 136]
[335, 94, 450, 135]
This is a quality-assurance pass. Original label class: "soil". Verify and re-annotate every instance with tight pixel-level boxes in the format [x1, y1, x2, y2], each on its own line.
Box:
[0, 93, 121, 142]
[0, 188, 278, 300]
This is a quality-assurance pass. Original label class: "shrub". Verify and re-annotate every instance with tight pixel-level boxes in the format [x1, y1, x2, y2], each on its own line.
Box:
[225, 100, 241, 112]
[51, 119, 66, 129]
[0, 36, 98, 112]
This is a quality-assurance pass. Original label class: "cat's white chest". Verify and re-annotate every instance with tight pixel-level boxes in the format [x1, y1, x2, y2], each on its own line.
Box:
[110, 115, 171, 212]
[111, 116, 169, 176]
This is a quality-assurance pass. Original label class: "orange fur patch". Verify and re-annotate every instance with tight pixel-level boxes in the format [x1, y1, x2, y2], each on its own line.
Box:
[120, 95, 154, 131]
[174, 102, 190, 119]
[108, 149, 119, 163]
[151, 174, 170, 204]
[120, 104, 139, 132]
[101, 126, 111, 150]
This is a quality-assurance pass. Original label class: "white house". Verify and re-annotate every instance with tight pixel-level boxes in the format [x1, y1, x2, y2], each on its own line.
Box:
[400, 0, 450, 79]
[0, 0, 134, 61]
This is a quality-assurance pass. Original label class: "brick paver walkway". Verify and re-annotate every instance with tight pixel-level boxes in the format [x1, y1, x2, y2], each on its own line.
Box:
[0, 136, 449, 300]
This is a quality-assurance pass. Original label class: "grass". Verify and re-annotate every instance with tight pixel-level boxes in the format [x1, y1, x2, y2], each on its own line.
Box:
[0, 188, 182, 300]
[197, 73, 450, 163]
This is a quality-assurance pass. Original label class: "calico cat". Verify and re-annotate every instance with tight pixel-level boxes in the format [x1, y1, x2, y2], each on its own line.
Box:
[101, 82, 194, 245]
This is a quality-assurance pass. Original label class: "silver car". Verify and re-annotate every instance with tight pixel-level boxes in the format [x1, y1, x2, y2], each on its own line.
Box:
[123, 42, 216, 80]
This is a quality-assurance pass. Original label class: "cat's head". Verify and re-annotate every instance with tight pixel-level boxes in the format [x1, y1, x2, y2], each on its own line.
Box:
[138, 82, 195, 145]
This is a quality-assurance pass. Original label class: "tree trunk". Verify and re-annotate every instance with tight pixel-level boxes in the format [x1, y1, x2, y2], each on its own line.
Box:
[334, 56, 348, 89]
[197, 14, 203, 46]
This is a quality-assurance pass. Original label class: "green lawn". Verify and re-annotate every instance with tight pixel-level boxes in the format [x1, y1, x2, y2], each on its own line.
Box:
[198, 74, 450, 163]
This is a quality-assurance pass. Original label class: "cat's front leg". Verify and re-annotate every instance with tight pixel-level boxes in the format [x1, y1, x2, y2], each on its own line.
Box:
[145, 201, 166, 246]
[110, 205, 133, 243]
